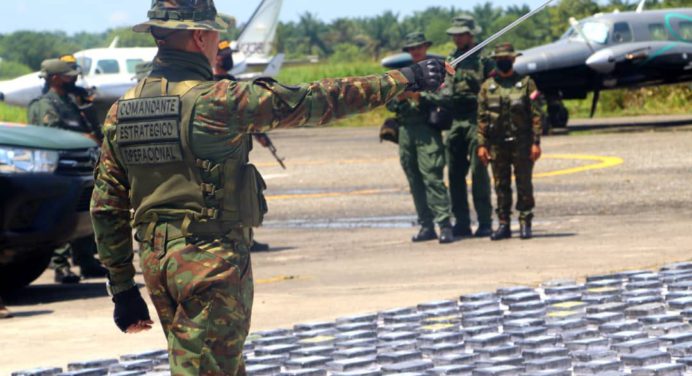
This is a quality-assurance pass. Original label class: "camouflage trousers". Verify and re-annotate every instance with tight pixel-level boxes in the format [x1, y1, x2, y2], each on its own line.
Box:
[50, 236, 98, 270]
[139, 223, 254, 376]
[490, 140, 535, 224]
[399, 123, 452, 228]
[447, 120, 493, 228]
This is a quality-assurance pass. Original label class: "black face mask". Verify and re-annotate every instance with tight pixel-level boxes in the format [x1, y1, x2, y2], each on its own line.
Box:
[62, 79, 78, 93]
[219, 53, 234, 72]
[496, 60, 513, 73]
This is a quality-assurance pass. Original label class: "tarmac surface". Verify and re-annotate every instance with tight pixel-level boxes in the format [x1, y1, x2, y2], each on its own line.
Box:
[2, 118, 692, 374]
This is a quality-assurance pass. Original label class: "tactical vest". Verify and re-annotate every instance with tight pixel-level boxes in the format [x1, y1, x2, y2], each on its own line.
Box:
[484, 75, 532, 142]
[112, 77, 267, 240]
[446, 54, 485, 118]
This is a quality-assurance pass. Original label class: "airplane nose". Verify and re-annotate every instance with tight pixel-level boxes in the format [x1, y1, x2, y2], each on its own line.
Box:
[586, 49, 616, 74]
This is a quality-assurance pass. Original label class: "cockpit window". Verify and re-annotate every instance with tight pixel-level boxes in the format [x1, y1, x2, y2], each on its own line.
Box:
[679, 21, 692, 41]
[76, 57, 92, 75]
[648, 24, 669, 41]
[95, 59, 120, 74]
[612, 22, 633, 43]
[577, 21, 609, 44]
[126, 59, 144, 74]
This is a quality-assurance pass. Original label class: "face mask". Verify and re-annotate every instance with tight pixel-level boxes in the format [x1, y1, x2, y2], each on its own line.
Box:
[62, 78, 78, 93]
[496, 60, 513, 73]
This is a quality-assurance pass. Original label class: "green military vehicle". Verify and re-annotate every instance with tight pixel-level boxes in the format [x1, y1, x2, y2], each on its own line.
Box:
[0, 123, 98, 292]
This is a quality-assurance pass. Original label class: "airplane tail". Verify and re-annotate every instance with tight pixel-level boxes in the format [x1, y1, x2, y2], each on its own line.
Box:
[261, 54, 285, 77]
[235, 0, 283, 58]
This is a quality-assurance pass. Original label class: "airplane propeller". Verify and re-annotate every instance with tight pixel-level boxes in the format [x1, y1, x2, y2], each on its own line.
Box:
[590, 89, 600, 118]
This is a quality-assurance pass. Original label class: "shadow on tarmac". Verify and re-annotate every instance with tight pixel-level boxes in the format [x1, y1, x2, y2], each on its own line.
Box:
[531, 232, 577, 239]
[9, 309, 53, 318]
[2, 281, 131, 305]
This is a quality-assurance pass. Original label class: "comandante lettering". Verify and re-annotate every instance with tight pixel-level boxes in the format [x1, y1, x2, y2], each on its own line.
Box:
[118, 96, 180, 120]
[121, 143, 183, 165]
[117, 119, 180, 144]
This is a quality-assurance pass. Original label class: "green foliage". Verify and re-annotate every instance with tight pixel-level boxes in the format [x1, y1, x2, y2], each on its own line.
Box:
[0, 103, 28, 124]
[565, 84, 692, 118]
[0, 61, 32, 79]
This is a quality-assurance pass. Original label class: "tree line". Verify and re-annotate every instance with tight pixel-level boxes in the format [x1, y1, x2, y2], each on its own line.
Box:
[0, 0, 687, 78]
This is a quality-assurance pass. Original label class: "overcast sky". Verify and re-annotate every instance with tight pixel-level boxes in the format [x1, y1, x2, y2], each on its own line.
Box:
[0, 0, 545, 34]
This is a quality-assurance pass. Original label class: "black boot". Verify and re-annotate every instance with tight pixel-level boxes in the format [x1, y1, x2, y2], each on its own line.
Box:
[250, 241, 270, 252]
[491, 223, 512, 241]
[452, 224, 473, 238]
[520, 221, 533, 240]
[412, 226, 437, 242]
[439, 224, 454, 244]
[55, 266, 80, 284]
[474, 224, 493, 238]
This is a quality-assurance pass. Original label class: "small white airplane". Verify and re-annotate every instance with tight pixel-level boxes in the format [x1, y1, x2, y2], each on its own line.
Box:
[0, 0, 284, 120]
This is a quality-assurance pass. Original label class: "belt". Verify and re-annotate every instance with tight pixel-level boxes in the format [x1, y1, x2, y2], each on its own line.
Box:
[135, 216, 251, 244]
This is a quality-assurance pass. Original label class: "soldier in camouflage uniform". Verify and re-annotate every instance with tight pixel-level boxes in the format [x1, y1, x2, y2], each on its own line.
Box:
[430, 15, 494, 239]
[477, 43, 543, 240]
[90, 1, 444, 374]
[387, 32, 453, 244]
[28, 56, 108, 284]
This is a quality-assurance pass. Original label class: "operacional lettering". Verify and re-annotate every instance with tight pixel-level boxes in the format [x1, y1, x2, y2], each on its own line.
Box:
[117, 96, 180, 120]
[117, 119, 179, 145]
[121, 143, 183, 165]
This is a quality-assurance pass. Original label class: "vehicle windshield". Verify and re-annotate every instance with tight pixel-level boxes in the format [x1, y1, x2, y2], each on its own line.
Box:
[563, 21, 610, 45]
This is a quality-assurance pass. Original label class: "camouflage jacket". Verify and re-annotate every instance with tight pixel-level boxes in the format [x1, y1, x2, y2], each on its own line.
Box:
[27, 90, 92, 133]
[477, 72, 542, 147]
[90, 49, 409, 293]
[426, 48, 494, 122]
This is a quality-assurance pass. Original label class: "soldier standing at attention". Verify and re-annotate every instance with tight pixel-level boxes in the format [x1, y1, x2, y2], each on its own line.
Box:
[28, 56, 108, 283]
[477, 43, 543, 240]
[432, 15, 494, 239]
[387, 32, 453, 244]
[90, 1, 445, 374]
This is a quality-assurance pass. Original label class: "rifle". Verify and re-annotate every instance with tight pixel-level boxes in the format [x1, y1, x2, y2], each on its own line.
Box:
[253, 133, 286, 169]
[449, 0, 555, 68]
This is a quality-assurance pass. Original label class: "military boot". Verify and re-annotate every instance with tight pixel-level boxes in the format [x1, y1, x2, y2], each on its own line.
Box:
[491, 223, 512, 241]
[439, 222, 454, 244]
[452, 224, 473, 238]
[412, 226, 437, 242]
[519, 213, 533, 240]
[55, 266, 80, 284]
[474, 224, 493, 238]
[251, 241, 270, 252]
[80, 258, 108, 279]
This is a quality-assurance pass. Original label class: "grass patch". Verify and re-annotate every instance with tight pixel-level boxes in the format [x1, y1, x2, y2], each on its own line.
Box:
[0, 102, 28, 123]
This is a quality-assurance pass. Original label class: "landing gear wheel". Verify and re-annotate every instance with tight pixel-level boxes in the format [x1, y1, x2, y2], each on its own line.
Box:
[548, 103, 569, 129]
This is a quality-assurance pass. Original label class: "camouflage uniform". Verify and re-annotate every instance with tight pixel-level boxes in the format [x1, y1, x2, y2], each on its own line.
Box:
[430, 15, 493, 235]
[28, 57, 104, 280]
[387, 32, 452, 242]
[91, 2, 412, 373]
[478, 44, 542, 227]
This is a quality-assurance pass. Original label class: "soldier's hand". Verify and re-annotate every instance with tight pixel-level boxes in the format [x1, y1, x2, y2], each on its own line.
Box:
[478, 146, 491, 167]
[531, 144, 542, 162]
[112, 287, 152, 333]
[399, 59, 445, 92]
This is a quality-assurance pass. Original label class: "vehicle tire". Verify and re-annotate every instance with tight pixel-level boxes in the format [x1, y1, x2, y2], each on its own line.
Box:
[0, 249, 53, 293]
[548, 103, 569, 129]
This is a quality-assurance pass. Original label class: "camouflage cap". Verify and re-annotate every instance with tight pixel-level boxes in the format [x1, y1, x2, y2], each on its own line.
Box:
[446, 14, 482, 36]
[491, 42, 522, 59]
[133, 0, 228, 33]
[39, 58, 80, 78]
[402, 32, 433, 52]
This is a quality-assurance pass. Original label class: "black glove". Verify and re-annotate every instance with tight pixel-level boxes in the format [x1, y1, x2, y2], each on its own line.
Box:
[399, 59, 445, 92]
[113, 287, 150, 332]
